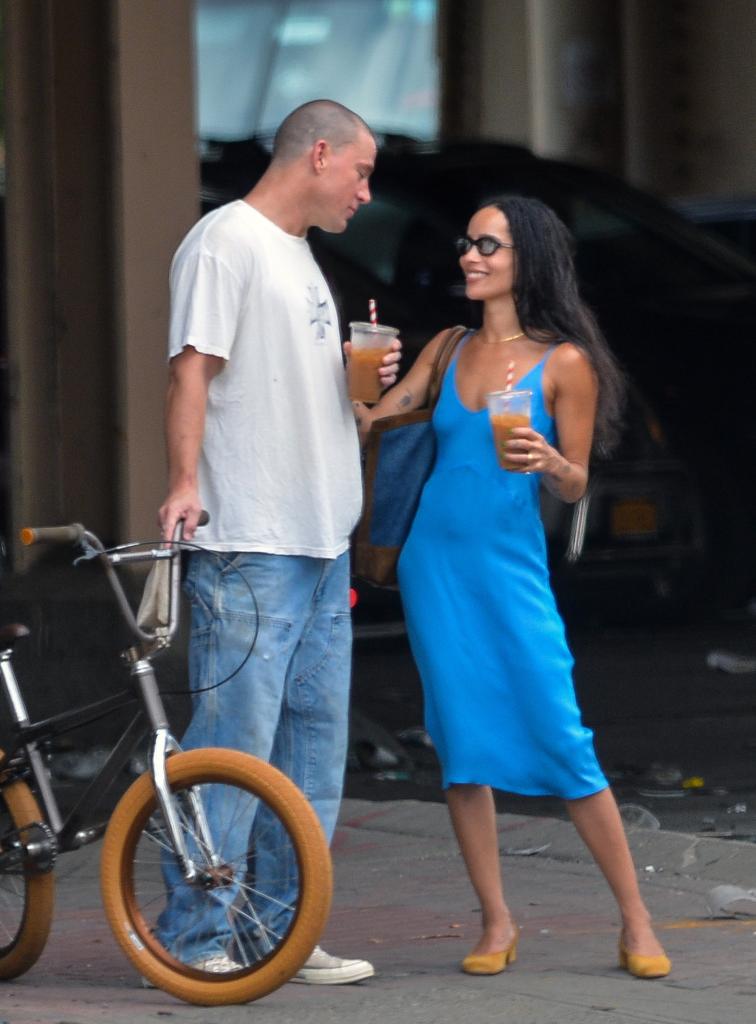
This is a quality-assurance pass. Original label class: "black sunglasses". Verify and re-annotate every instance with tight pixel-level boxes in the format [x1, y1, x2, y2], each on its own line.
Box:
[455, 234, 515, 257]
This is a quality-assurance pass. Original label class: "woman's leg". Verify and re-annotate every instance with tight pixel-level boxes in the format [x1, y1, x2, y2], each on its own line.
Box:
[566, 787, 666, 956]
[446, 783, 518, 955]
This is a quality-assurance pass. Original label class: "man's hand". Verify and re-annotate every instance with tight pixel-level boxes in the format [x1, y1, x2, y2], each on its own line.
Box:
[344, 337, 402, 392]
[159, 487, 204, 541]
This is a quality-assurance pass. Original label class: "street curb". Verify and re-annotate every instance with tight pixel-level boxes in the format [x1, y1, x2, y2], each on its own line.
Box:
[339, 798, 756, 886]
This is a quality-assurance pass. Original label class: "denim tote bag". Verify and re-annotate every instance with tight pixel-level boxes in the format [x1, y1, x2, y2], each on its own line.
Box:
[353, 325, 467, 586]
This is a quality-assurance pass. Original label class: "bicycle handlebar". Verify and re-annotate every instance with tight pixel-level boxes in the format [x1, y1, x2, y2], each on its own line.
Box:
[20, 523, 87, 546]
[19, 514, 210, 649]
[20, 513, 209, 547]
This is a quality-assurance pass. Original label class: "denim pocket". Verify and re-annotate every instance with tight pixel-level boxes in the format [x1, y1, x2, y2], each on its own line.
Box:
[215, 553, 290, 627]
[183, 553, 215, 629]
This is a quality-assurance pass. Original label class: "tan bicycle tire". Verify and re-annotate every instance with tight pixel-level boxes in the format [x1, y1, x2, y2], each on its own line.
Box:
[0, 779, 55, 979]
[100, 747, 332, 1006]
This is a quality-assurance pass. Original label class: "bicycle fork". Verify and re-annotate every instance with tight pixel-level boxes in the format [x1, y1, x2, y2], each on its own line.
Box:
[131, 657, 219, 884]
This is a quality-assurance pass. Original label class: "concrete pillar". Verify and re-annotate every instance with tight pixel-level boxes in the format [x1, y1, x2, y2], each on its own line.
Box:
[623, 0, 756, 196]
[438, 0, 485, 138]
[526, 0, 623, 172]
[478, 0, 531, 144]
[4, 0, 199, 567]
[4, 0, 115, 569]
[439, 0, 531, 144]
[109, 0, 199, 543]
[3, 2, 57, 561]
[51, 1, 116, 536]
[440, 0, 624, 170]
[693, 1, 756, 195]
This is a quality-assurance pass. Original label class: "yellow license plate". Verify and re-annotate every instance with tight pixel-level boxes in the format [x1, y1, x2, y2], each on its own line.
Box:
[610, 499, 658, 538]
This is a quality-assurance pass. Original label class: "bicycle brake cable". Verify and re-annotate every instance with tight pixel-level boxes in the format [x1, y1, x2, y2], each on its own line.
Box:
[90, 538, 260, 697]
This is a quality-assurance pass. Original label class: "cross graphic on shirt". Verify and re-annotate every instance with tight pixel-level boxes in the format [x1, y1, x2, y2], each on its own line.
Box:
[307, 285, 331, 343]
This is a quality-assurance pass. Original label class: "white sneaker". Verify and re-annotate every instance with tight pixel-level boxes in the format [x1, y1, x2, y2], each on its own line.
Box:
[190, 954, 244, 974]
[141, 953, 243, 987]
[291, 945, 375, 985]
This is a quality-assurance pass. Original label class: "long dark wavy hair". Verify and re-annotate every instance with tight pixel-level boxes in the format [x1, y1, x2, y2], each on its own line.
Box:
[481, 195, 625, 455]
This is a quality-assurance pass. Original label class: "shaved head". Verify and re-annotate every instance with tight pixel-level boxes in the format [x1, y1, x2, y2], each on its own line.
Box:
[272, 99, 373, 164]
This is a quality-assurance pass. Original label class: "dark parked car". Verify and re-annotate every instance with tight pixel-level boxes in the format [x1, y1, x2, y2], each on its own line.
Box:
[200, 137, 756, 618]
[671, 195, 756, 262]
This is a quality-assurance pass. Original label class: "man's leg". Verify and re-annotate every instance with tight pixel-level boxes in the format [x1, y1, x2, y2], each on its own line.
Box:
[275, 549, 352, 840]
[254, 553, 374, 983]
[251, 551, 351, 936]
[157, 550, 310, 960]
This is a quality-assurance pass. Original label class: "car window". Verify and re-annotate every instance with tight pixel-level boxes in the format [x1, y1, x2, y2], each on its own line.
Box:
[341, 160, 756, 301]
[419, 166, 756, 291]
[566, 195, 738, 291]
[318, 194, 463, 298]
[322, 197, 412, 286]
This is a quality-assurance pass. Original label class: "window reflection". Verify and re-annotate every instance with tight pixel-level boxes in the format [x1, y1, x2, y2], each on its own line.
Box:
[195, 0, 439, 141]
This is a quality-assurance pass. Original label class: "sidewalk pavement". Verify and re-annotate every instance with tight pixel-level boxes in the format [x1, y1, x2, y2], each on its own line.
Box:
[5, 798, 756, 1024]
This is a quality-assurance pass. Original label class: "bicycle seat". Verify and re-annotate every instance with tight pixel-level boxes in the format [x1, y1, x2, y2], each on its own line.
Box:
[0, 623, 31, 648]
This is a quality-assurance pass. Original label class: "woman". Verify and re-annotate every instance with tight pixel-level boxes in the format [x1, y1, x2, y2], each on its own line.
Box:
[355, 196, 670, 979]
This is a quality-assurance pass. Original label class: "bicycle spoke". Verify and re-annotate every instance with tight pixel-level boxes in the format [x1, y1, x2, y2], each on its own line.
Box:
[0, 814, 25, 950]
[125, 777, 304, 973]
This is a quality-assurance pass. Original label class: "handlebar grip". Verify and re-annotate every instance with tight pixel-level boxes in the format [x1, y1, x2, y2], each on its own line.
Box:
[171, 510, 210, 542]
[20, 523, 86, 546]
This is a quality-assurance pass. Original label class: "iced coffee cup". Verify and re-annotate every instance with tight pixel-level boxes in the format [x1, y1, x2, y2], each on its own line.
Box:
[487, 389, 532, 470]
[347, 321, 398, 403]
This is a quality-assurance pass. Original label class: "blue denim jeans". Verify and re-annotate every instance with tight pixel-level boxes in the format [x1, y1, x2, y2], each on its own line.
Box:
[156, 550, 352, 961]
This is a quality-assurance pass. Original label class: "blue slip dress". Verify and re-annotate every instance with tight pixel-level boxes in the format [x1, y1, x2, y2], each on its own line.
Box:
[397, 334, 608, 799]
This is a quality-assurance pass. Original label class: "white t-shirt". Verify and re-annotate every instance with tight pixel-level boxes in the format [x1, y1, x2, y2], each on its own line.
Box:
[169, 200, 362, 556]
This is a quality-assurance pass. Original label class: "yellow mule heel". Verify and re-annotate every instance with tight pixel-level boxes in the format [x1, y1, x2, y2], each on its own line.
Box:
[618, 940, 671, 979]
[461, 936, 518, 976]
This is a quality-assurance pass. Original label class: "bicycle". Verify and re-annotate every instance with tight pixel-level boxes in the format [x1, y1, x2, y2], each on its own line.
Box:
[0, 523, 332, 1005]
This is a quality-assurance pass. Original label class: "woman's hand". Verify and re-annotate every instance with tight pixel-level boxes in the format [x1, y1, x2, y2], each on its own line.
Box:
[348, 328, 452, 446]
[504, 427, 566, 476]
[504, 424, 586, 501]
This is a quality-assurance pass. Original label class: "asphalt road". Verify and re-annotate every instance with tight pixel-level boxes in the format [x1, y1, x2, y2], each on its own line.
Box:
[346, 606, 756, 842]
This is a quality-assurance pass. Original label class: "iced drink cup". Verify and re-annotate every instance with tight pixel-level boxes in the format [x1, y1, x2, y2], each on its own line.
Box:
[487, 389, 532, 470]
[348, 321, 398, 403]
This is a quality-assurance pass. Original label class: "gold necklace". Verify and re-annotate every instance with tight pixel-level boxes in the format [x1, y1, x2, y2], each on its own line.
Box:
[479, 330, 525, 345]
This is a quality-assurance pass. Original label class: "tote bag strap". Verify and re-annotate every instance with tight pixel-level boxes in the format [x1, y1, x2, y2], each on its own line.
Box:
[426, 325, 468, 410]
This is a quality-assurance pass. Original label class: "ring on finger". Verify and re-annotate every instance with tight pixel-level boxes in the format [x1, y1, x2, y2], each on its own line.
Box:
[527, 450, 533, 461]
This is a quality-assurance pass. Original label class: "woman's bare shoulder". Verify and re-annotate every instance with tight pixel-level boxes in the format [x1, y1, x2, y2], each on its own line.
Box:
[416, 325, 469, 366]
[549, 340, 590, 365]
[542, 342, 597, 405]
[427, 324, 468, 354]
[547, 341, 595, 378]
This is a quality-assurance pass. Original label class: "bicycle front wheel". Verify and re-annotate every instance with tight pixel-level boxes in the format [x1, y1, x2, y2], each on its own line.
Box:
[100, 748, 332, 1005]
[0, 779, 55, 979]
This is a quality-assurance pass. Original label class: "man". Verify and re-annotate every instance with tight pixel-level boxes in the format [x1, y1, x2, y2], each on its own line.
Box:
[158, 100, 399, 984]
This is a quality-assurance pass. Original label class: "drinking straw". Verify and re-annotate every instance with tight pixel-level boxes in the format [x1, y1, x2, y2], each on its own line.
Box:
[368, 298, 378, 325]
[505, 360, 515, 391]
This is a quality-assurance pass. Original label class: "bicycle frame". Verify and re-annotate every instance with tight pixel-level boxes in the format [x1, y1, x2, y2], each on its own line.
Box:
[0, 519, 336, 1004]
[0, 524, 211, 879]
